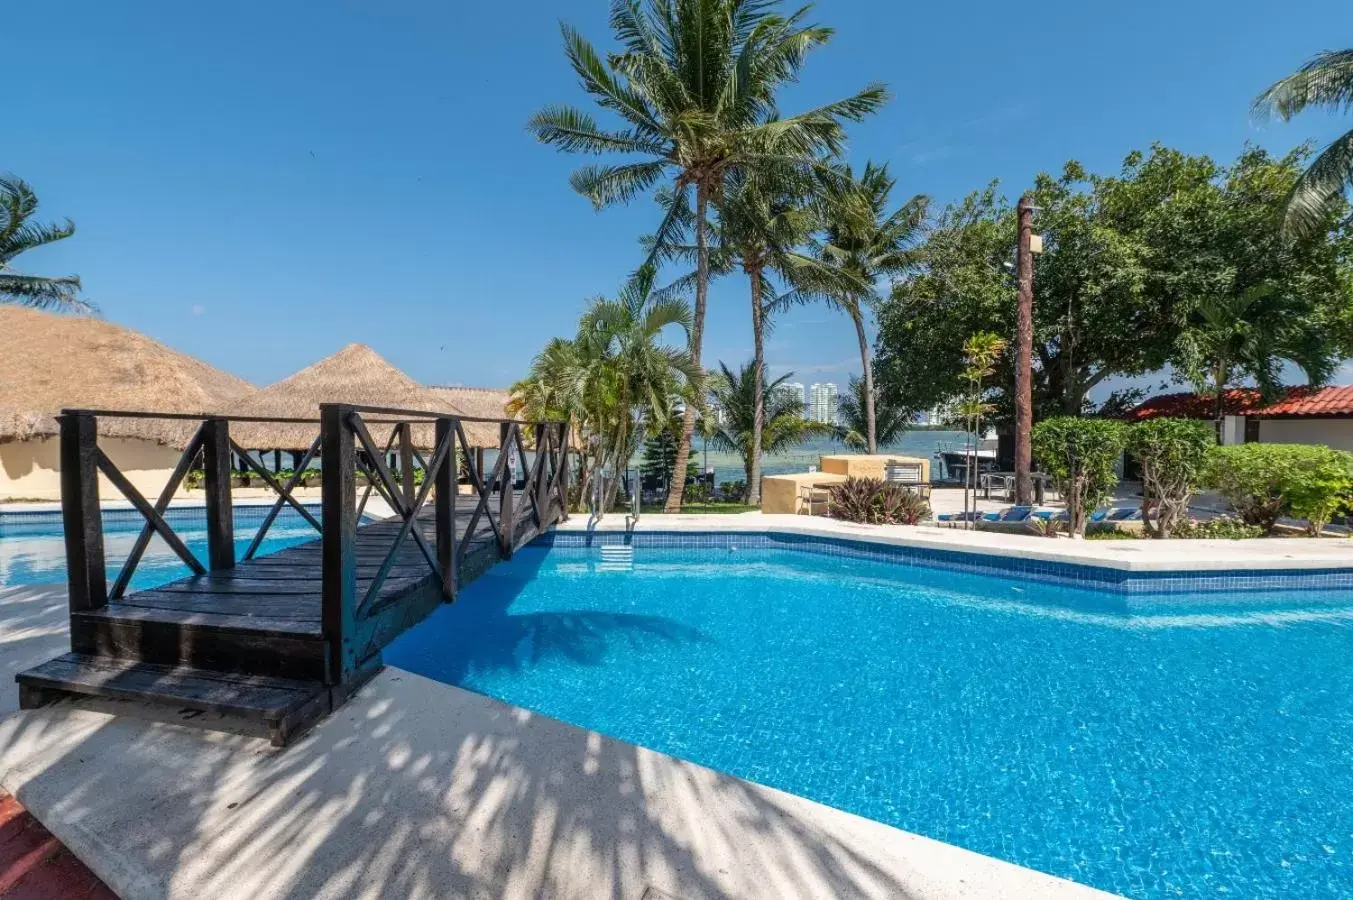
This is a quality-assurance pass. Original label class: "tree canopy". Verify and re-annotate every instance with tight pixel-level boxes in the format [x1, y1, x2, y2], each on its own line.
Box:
[876, 144, 1353, 424]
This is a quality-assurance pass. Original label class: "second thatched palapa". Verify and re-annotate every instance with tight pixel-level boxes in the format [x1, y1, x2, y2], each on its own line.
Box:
[227, 344, 506, 450]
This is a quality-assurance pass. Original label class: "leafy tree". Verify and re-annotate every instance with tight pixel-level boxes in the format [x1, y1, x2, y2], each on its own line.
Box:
[529, 0, 887, 512]
[1031, 417, 1126, 537]
[1126, 418, 1215, 538]
[877, 145, 1353, 423]
[0, 176, 90, 312]
[837, 374, 907, 450]
[707, 360, 830, 500]
[509, 266, 696, 514]
[639, 427, 678, 493]
[805, 162, 927, 452]
[1254, 49, 1353, 237]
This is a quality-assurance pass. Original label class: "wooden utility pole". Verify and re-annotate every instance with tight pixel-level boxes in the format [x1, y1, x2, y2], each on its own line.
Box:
[1014, 195, 1035, 506]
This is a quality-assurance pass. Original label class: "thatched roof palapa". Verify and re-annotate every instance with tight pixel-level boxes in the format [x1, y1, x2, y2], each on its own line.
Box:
[228, 345, 506, 450]
[0, 307, 255, 448]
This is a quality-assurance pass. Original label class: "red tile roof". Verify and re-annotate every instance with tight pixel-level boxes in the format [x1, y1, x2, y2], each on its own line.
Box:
[1127, 385, 1353, 420]
[1125, 389, 1262, 421]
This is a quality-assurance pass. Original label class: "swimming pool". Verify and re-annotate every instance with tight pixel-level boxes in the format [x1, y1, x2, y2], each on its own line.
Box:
[385, 534, 1353, 899]
[0, 505, 329, 591]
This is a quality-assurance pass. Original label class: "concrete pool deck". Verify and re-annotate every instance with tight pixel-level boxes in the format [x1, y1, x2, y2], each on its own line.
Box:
[565, 512, 1353, 572]
[0, 582, 1117, 899]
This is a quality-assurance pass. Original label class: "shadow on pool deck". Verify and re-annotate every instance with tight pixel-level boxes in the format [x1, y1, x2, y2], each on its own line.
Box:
[0, 664, 1109, 900]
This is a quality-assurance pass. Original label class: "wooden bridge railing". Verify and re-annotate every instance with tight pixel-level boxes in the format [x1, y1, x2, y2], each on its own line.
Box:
[57, 405, 569, 685]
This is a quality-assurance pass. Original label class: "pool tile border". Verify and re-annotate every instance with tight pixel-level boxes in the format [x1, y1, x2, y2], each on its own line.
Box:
[533, 529, 1353, 595]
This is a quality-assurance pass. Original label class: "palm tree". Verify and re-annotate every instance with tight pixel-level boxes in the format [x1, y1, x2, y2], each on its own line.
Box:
[650, 167, 819, 504]
[1177, 284, 1337, 422]
[510, 266, 696, 515]
[708, 360, 830, 498]
[0, 176, 89, 312]
[529, 0, 887, 511]
[1254, 50, 1353, 237]
[837, 375, 907, 450]
[808, 162, 927, 453]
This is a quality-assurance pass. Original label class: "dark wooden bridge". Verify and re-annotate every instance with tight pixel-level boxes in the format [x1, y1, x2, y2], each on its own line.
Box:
[16, 404, 569, 745]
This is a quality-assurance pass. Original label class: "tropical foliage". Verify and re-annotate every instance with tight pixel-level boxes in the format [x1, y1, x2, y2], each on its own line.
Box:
[706, 360, 829, 500]
[878, 145, 1353, 423]
[827, 476, 930, 525]
[1254, 50, 1353, 237]
[1126, 418, 1216, 538]
[1031, 417, 1127, 537]
[530, 0, 887, 511]
[0, 176, 89, 312]
[508, 266, 696, 515]
[836, 374, 907, 450]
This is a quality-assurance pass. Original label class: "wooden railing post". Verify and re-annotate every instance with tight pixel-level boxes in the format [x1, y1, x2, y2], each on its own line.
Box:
[320, 404, 358, 685]
[498, 422, 514, 557]
[434, 418, 458, 599]
[558, 423, 570, 521]
[202, 418, 234, 571]
[533, 424, 549, 523]
[398, 422, 415, 510]
[60, 412, 106, 613]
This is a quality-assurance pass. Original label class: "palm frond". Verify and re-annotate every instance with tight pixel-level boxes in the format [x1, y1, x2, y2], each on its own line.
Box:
[527, 106, 667, 156]
[1282, 129, 1353, 237]
[570, 160, 669, 209]
[0, 273, 92, 313]
[1254, 49, 1353, 122]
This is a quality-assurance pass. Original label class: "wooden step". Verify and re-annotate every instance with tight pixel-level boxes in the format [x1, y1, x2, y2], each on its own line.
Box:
[72, 604, 327, 682]
[16, 653, 332, 746]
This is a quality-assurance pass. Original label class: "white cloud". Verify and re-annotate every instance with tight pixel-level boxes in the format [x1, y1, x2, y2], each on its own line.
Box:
[190, 304, 206, 316]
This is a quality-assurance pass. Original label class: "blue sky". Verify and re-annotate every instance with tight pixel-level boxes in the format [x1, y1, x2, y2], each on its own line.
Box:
[8, 1, 1349, 394]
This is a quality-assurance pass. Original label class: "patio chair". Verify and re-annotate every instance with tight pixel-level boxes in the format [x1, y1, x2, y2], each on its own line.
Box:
[798, 482, 832, 516]
[884, 462, 932, 499]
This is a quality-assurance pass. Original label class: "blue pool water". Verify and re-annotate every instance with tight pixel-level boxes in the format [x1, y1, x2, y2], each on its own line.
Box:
[386, 541, 1353, 899]
[0, 506, 327, 591]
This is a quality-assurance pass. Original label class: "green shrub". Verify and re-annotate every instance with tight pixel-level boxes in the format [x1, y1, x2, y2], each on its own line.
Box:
[1172, 515, 1265, 540]
[1204, 443, 1353, 535]
[1031, 417, 1127, 536]
[1084, 526, 1142, 540]
[1127, 418, 1215, 539]
[828, 477, 931, 525]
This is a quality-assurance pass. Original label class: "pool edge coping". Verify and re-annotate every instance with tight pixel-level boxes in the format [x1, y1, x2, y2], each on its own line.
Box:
[552, 513, 1353, 574]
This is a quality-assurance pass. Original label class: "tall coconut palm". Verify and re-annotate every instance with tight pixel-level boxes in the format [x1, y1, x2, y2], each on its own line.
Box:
[0, 176, 90, 312]
[650, 167, 818, 504]
[808, 162, 927, 454]
[1254, 50, 1353, 237]
[836, 374, 907, 450]
[529, 0, 887, 511]
[708, 360, 829, 499]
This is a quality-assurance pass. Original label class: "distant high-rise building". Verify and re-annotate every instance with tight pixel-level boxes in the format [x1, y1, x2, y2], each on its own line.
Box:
[809, 382, 839, 425]
[778, 382, 807, 415]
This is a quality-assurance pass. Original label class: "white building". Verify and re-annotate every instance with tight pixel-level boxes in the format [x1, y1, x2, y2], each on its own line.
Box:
[809, 382, 839, 425]
[777, 382, 806, 415]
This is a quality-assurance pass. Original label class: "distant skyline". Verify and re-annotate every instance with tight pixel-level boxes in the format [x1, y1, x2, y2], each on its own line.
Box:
[7, 1, 1350, 392]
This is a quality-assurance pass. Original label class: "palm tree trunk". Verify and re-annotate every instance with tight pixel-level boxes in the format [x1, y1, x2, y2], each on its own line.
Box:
[665, 182, 709, 513]
[747, 265, 765, 507]
[851, 307, 877, 454]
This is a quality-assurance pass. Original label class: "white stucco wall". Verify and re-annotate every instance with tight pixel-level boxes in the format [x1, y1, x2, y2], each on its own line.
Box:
[0, 437, 185, 501]
[1257, 418, 1353, 451]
